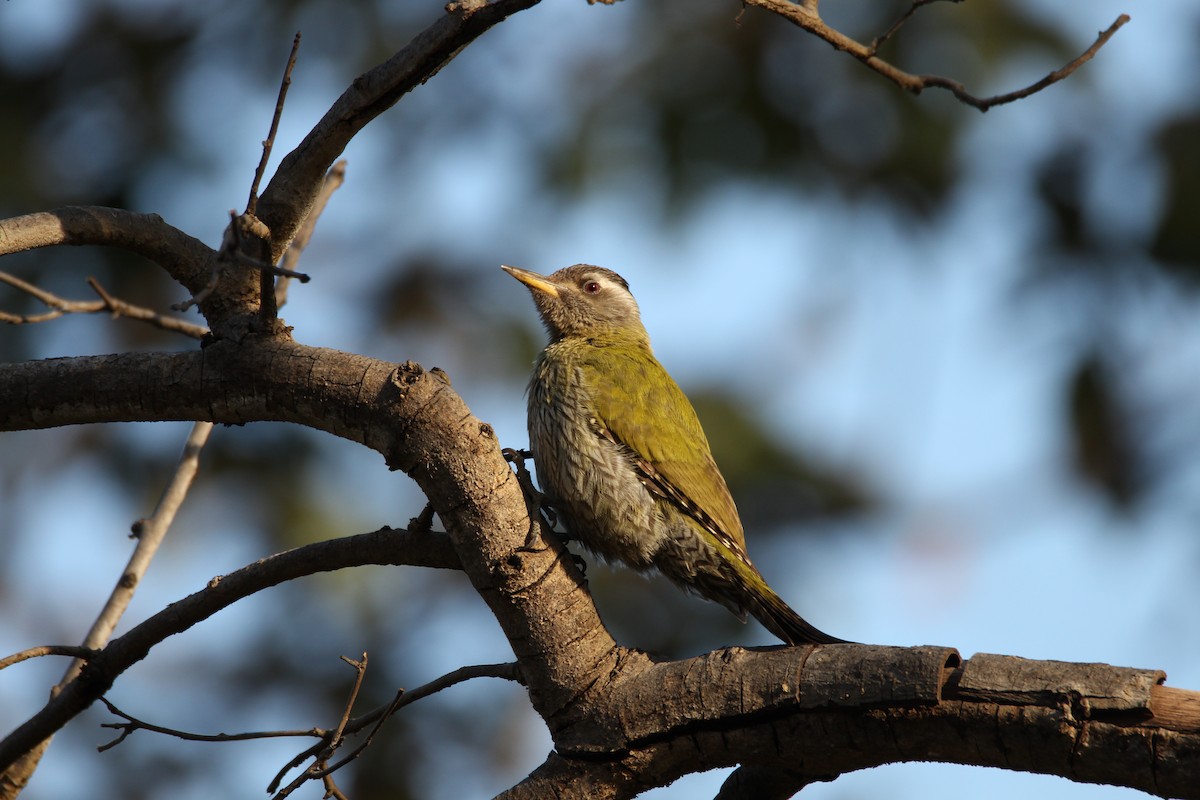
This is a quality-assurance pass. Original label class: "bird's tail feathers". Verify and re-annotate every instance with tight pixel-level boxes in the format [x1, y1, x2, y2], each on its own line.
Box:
[745, 584, 849, 645]
[722, 554, 848, 645]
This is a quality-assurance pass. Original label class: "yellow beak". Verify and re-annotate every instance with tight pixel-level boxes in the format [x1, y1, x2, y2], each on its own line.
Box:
[501, 265, 559, 298]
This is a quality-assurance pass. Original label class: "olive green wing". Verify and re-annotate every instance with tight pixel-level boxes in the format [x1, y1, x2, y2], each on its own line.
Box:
[579, 345, 747, 555]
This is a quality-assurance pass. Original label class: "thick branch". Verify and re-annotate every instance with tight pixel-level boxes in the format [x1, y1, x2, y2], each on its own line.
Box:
[0, 339, 617, 760]
[715, 766, 808, 800]
[2, 331, 1194, 800]
[495, 753, 647, 800]
[256, 0, 543, 261]
[0, 207, 215, 295]
[506, 646, 1198, 800]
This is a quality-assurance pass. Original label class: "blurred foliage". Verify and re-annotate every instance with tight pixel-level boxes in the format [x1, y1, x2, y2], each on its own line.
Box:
[2, 0, 1199, 797]
[1066, 351, 1141, 509]
[1151, 114, 1200, 282]
[690, 391, 871, 520]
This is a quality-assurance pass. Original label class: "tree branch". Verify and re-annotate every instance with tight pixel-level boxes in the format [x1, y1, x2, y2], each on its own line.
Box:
[79, 420, 214, 667]
[270, 661, 522, 798]
[0, 421, 215, 792]
[247, 32, 303, 217]
[0, 647, 100, 672]
[0, 338, 615, 727]
[501, 646, 1198, 799]
[0, 526, 460, 772]
[715, 765, 808, 800]
[870, 0, 963, 54]
[0, 271, 207, 338]
[98, 696, 323, 751]
[0, 207, 216, 296]
[255, 0, 543, 263]
[745, 0, 1130, 111]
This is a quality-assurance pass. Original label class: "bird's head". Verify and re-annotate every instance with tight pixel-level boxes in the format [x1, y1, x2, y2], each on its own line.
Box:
[502, 264, 647, 343]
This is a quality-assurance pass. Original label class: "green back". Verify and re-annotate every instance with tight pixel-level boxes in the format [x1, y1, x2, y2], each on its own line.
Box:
[578, 340, 746, 551]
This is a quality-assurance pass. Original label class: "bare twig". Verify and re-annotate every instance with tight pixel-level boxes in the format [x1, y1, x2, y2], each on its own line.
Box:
[270, 662, 522, 798]
[322, 775, 350, 800]
[248, 32, 303, 216]
[330, 654, 369, 748]
[0, 270, 77, 322]
[923, 14, 1131, 111]
[87, 420, 214, 658]
[98, 697, 322, 752]
[95, 655, 517, 799]
[271, 654, 372, 799]
[745, 0, 1130, 111]
[0, 270, 208, 338]
[389, 661, 523, 709]
[85, 278, 210, 338]
[275, 160, 346, 309]
[170, 263, 222, 313]
[75, 434, 200, 721]
[870, 0, 962, 55]
[0, 647, 100, 672]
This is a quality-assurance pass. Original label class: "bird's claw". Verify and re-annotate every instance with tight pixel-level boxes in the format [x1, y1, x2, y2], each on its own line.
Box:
[505, 447, 555, 551]
[503, 447, 582, 574]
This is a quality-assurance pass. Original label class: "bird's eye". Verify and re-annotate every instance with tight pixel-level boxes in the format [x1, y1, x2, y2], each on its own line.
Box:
[582, 280, 602, 295]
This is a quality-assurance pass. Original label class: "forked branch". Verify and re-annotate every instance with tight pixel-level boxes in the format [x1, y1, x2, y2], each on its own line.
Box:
[0, 271, 207, 338]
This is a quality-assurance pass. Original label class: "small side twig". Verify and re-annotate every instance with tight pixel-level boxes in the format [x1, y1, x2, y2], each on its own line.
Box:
[408, 502, 437, 533]
[67, 421, 214, 685]
[271, 653, 379, 799]
[98, 697, 322, 752]
[869, 0, 962, 55]
[330, 654, 369, 749]
[0, 646, 99, 672]
[268, 662, 521, 797]
[0, 272, 207, 338]
[248, 32, 302, 216]
[171, 261, 222, 313]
